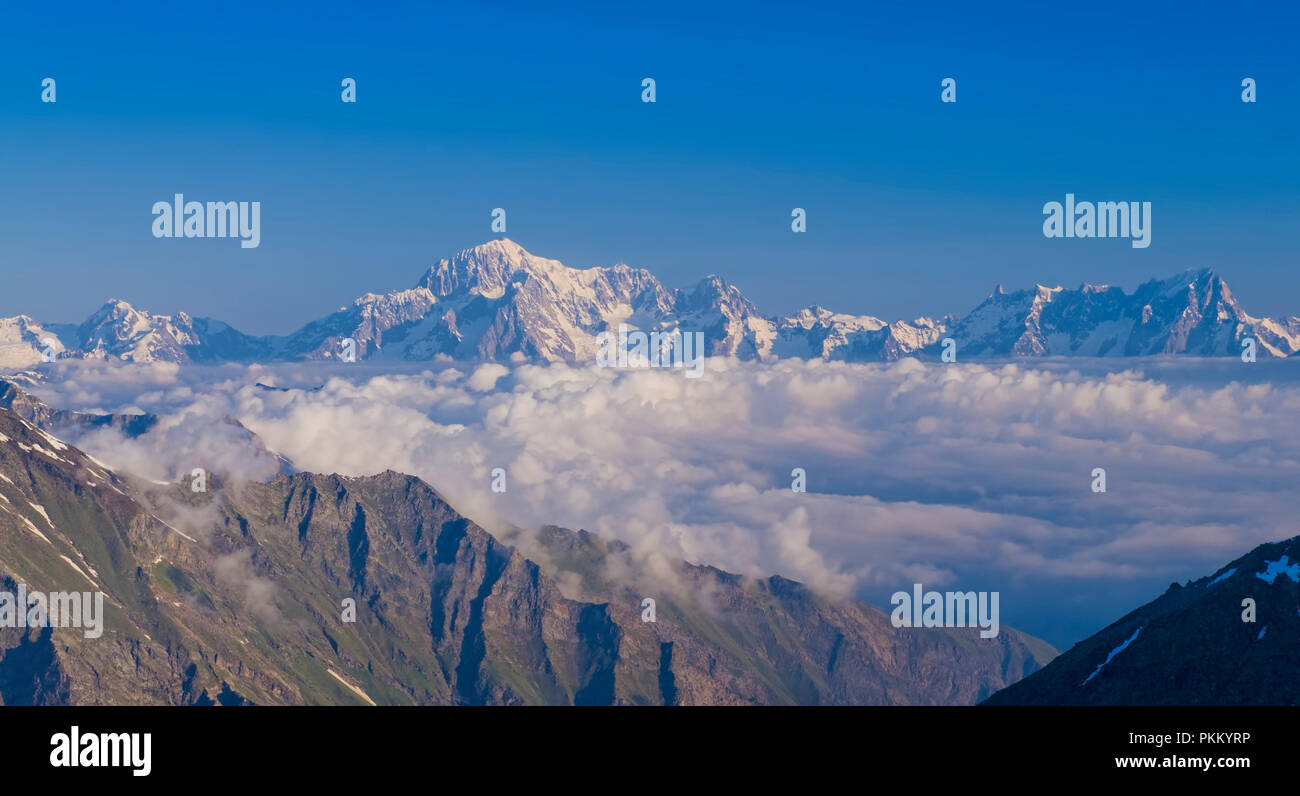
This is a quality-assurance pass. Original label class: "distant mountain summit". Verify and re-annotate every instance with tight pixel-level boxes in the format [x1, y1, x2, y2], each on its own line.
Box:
[3, 239, 1297, 366]
[950, 269, 1300, 358]
[983, 534, 1300, 705]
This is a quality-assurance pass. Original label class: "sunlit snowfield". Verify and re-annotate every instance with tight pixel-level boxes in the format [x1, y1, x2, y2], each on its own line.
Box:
[21, 354, 1300, 648]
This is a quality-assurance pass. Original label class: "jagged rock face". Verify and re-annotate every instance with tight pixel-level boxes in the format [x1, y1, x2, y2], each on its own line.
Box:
[0, 406, 192, 706]
[5, 240, 1294, 366]
[0, 399, 1056, 705]
[513, 527, 1057, 706]
[983, 535, 1300, 706]
[0, 300, 276, 366]
[277, 288, 440, 361]
[74, 300, 203, 363]
[944, 270, 1299, 358]
[408, 240, 704, 362]
[271, 240, 776, 363]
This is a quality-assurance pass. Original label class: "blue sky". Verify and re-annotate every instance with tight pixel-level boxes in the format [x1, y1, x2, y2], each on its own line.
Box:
[1, 0, 1297, 334]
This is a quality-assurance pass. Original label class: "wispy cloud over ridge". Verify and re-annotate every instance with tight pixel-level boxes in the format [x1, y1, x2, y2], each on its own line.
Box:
[23, 355, 1300, 646]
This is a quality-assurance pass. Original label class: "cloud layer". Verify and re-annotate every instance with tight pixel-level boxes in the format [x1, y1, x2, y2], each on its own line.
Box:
[25, 355, 1300, 647]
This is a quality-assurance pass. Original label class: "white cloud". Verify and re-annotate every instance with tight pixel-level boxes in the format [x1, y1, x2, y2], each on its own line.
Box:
[467, 363, 509, 392]
[24, 355, 1300, 646]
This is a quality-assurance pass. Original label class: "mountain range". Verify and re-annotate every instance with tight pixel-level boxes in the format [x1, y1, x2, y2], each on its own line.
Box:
[3, 239, 1298, 368]
[0, 380, 1056, 705]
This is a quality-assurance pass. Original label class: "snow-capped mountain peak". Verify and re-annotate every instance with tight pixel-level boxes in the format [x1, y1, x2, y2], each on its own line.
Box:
[72, 299, 204, 363]
[2, 244, 1296, 367]
[417, 238, 556, 298]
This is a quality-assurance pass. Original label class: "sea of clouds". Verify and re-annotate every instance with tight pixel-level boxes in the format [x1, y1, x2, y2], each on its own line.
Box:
[21, 354, 1300, 647]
